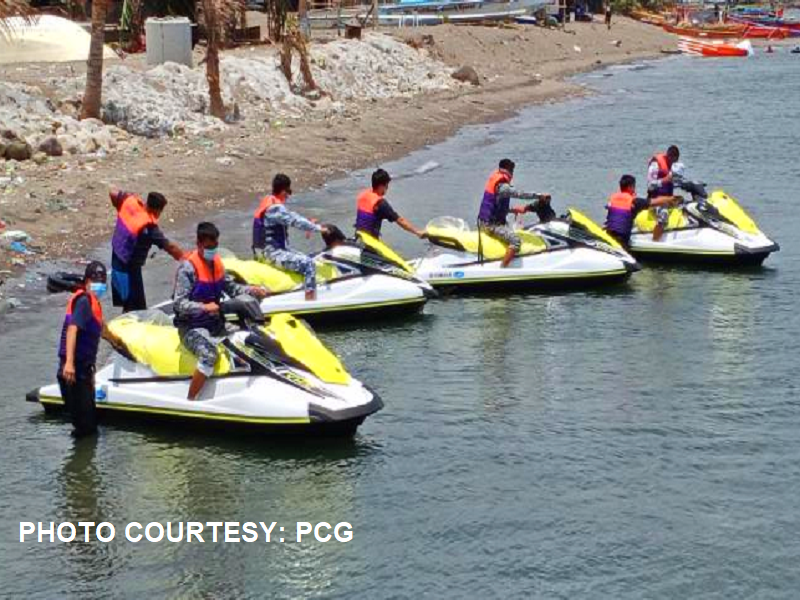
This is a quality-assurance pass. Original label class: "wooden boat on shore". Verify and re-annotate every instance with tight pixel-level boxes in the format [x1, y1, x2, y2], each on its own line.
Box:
[663, 23, 745, 38]
[678, 37, 753, 57]
[663, 22, 792, 39]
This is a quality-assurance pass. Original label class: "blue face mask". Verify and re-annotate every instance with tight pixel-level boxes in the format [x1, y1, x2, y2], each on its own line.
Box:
[203, 248, 219, 261]
[89, 282, 107, 298]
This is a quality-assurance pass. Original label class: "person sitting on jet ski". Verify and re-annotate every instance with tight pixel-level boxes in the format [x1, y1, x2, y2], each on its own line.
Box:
[253, 174, 330, 302]
[605, 174, 677, 247]
[175, 222, 268, 401]
[647, 145, 681, 242]
[355, 169, 427, 241]
[57, 261, 108, 437]
[477, 159, 552, 268]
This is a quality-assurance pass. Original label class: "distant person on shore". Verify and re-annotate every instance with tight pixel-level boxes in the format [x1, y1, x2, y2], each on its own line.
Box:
[477, 158, 552, 268]
[355, 168, 428, 242]
[252, 173, 329, 301]
[57, 261, 107, 437]
[605, 175, 677, 247]
[109, 187, 184, 313]
[605, 3, 612, 30]
[647, 145, 681, 241]
[175, 222, 267, 401]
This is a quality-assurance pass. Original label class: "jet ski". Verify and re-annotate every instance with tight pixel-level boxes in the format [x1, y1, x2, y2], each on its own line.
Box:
[221, 233, 434, 324]
[627, 177, 779, 266]
[411, 208, 639, 292]
[26, 299, 382, 437]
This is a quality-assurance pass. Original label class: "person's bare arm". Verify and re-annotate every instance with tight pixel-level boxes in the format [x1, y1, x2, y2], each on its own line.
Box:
[397, 217, 427, 239]
[62, 325, 78, 384]
[109, 186, 126, 210]
[164, 241, 185, 261]
[649, 195, 679, 208]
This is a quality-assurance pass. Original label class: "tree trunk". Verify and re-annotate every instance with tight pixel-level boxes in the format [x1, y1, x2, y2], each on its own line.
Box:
[203, 0, 226, 119]
[81, 0, 108, 120]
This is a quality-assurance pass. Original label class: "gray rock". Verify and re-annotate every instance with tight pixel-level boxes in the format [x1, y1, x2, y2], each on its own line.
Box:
[38, 136, 63, 157]
[5, 140, 32, 161]
[451, 66, 480, 86]
[32, 152, 47, 165]
[406, 34, 435, 49]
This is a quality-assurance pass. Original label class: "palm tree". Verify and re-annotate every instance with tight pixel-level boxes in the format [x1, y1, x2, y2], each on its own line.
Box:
[81, 0, 109, 120]
[201, 0, 226, 118]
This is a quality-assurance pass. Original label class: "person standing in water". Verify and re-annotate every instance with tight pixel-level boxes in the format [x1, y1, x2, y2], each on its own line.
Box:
[57, 261, 108, 437]
[109, 187, 184, 312]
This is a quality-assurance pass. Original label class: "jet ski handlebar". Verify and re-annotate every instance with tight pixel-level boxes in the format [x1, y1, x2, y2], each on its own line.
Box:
[221, 296, 265, 327]
[524, 201, 557, 224]
[674, 176, 708, 200]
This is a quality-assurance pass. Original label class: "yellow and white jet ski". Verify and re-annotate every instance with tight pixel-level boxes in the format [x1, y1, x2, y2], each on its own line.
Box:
[222, 234, 434, 323]
[26, 304, 382, 437]
[628, 179, 779, 266]
[411, 209, 638, 292]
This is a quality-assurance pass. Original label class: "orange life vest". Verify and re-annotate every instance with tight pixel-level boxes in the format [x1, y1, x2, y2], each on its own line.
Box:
[111, 194, 158, 264]
[478, 169, 513, 224]
[355, 189, 385, 237]
[253, 195, 287, 250]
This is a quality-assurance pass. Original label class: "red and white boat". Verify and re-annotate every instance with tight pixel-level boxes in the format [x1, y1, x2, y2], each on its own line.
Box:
[678, 37, 754, 57]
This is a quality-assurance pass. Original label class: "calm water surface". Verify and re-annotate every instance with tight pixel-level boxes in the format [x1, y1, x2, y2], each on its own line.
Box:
[1, 50, 798, 598]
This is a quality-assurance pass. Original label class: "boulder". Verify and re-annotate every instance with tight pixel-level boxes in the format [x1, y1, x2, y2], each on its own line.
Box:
[406, 34, 435, 49]
[5, 140, 32, 161]
[38, 136, 63, 157]
[451, 66, 480, 86]
[32, 152, 48, 165]
[57, 134, 80, 155]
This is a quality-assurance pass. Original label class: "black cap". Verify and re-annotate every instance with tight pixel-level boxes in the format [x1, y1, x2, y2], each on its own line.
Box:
[84, 261, 107, 283]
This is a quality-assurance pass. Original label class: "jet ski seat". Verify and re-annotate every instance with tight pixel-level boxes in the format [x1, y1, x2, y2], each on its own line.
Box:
[634, 208, 688, 233]
[104, 312, 233, 376]
[425, 224, 547, 260]
[103, 312, 351, 384]
[223, 256, 341, 293]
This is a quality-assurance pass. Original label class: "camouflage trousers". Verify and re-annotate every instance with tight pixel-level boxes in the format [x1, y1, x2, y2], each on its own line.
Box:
[258, 248, 317, 293]
[180, 328, 223, 377]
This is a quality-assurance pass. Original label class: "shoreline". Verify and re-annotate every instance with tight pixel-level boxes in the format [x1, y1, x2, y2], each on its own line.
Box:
[0, 18, 673, 304]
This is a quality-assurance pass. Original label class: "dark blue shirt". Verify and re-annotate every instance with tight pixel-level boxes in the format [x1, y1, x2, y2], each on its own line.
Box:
[112, 224, 169, 270]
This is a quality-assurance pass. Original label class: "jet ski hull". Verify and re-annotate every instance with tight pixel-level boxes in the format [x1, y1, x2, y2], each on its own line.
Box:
[28, 388, 380, 437]
[258, 274, 429, 324]
[28, 355, 383, 438]
[628, 228, 779, 267]
[413, 247, 635, 294]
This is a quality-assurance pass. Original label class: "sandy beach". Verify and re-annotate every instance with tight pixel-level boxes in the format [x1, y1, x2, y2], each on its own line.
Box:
[0, 17, 673, 285]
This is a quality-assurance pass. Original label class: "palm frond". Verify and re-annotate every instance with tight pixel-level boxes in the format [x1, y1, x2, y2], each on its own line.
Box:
[0, 0, 36, 41]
